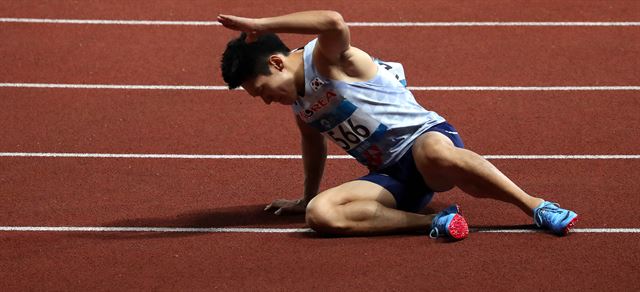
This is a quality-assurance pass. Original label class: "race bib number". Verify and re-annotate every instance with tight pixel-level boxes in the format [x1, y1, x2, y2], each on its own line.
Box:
[325, 108, 381, 151]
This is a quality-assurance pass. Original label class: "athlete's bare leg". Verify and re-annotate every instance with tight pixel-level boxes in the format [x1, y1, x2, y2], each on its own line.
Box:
[305, 180, 435, 235]
[412, 132, 544, 215]
[305, 131, 545, 235]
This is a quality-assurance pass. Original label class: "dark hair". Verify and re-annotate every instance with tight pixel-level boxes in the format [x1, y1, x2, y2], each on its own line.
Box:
[221, 32, 291, 89]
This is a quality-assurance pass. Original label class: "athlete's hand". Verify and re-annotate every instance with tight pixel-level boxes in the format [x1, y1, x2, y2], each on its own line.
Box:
[264, 198, 307, 215]
[217, 14, 263, 42]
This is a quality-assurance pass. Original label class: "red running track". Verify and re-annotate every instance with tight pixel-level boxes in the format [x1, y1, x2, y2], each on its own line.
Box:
[2, 233, 639, 291]
[1, 1, 640, 291]
[1, 25, 639, 86]
[1, 158, 640, 227]
[0, 90, 638, 154]
[2, 0, 640, 22]
[1, 157, 640, 290]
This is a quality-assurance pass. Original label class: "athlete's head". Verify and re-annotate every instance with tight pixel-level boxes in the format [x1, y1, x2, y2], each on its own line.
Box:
[221, 32, 297, 105]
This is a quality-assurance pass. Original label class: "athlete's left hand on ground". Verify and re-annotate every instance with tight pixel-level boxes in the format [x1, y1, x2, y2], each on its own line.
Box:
[264, 198, 307, 215]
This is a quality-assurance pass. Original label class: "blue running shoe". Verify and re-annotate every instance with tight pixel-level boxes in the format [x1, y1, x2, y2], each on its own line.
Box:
[533, 201, 578, 235]
[429, 205, 469, 240]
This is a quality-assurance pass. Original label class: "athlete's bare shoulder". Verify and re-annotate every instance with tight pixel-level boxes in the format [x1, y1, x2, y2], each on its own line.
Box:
[314, 44, 378, 83]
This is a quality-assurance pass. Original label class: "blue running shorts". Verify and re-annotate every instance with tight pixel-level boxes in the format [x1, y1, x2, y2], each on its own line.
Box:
[356, 122, 464, 213]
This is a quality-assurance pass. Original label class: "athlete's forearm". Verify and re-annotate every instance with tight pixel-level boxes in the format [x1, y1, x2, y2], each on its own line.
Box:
[255, 10, 346, 36]
[301, 134, 327, 204]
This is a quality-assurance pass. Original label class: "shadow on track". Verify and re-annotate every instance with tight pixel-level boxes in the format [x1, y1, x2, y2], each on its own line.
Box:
[70, 204, 306, 240]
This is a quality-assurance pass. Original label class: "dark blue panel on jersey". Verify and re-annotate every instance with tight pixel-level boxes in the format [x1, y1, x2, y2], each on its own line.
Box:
[308, 99, 358, 132]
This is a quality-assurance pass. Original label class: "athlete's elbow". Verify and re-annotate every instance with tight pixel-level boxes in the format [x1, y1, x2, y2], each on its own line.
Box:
[323, 11, 347, 32]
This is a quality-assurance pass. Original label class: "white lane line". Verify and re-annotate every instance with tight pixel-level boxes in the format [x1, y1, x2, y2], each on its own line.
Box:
[0, 153, 639, 160]
[350, 22, 640, 27]
[0, 18, 222, 26]
[2, 83, 640, 91]
[0, 153, 347, 159]
[408, 86, 640, 91]
[473, 228, 640, 233]
[0, 83, 229, 91]
[0, 226, 312, 233]
[0, 226, 638, 234]
[2, 18, 640, 27]
[483, 155, 640, 160]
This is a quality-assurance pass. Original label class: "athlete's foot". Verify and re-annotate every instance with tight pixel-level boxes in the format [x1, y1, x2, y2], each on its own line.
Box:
[429, 205, 469, 240]
[533, 201, 578, 235]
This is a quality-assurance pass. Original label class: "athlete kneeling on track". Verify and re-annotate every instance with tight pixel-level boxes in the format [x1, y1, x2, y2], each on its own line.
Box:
[218, 10, 578, 239]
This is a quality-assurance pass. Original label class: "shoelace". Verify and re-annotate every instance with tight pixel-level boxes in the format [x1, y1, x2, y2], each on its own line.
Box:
[535, 203, 563, 227]
[429, 227, 440, 238]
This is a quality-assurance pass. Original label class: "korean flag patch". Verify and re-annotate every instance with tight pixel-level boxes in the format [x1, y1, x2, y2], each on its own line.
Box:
[310, 77, 325, 92]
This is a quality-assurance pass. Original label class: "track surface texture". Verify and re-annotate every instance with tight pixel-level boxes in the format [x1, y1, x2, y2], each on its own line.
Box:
[1, 1, 639, 291]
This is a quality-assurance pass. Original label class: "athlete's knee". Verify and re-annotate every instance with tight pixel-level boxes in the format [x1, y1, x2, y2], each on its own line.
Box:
[412, 133, 462, 192]
[414, 133, 459, 170]
[305, 194, 348, 234]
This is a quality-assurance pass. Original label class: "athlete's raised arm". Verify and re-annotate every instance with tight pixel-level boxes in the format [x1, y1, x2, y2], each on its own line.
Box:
[217, 10, 350, 64]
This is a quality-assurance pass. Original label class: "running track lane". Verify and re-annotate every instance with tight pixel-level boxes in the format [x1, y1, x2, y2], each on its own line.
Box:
[1, 230, 639, 290]
[1, 158, 639, 290]
[1, 25, 639, 86]
[2, 2, 640, 290]
[0, 89, 638, 154]
[0, 158, 638, 228]
[1, 0, 639, 22]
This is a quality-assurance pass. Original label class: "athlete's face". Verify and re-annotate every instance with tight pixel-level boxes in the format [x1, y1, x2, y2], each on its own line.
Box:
[242, 55, 297, 105]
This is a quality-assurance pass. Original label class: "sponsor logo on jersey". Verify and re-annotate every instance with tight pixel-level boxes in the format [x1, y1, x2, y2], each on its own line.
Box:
[302, 109, 314, 119]
[298, 91, 337, 120]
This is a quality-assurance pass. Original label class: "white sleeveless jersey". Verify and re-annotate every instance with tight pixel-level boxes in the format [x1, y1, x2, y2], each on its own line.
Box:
[292, 39, 445, 170]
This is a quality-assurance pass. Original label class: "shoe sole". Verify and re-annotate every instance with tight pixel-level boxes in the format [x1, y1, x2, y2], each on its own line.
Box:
[562, 215, 579, 235]
[447, 214, 469, 240]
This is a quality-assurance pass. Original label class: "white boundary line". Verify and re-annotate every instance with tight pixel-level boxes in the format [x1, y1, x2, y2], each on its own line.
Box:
[1, 18, 640, 27]
[474, 228, 640, 234]
[0, 152, 639, 160]
[0, 226, 312, 233]
[407, 86, 640, 91]
[0, 83, 229, 91]
[0, 226, 638, 234]
[350, 22, 640, 27]
[2, 83, 640, 91]
[483, 155, 640, 160]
